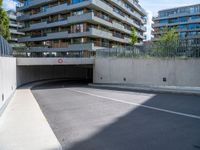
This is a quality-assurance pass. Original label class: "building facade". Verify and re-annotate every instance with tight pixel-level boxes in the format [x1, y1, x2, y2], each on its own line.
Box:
[7, 10, 24, 48]
[153, 4, 200, 47]
[17, 0, 146, 57]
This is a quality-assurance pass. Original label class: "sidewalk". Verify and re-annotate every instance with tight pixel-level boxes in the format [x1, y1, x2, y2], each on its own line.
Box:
[0, 86, 62, 150]
[89, 83, 200, 95]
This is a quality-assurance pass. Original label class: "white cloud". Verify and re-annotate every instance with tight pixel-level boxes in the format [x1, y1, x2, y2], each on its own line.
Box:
[3, 0, 17, 11]
[144, 11, 153, 41]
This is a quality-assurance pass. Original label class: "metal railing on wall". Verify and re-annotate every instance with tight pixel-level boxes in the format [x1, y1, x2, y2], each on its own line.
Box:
[13, 48, 96, 58]
[96, 43, 200, 58]
[0, 36, 12, 57]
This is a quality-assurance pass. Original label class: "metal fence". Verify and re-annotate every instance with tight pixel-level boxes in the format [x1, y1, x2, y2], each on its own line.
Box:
[0, 36, 12, 56]
[96, 43, 200, 58]
[13, 49, 96, 58]
[10, 39, 200, 58]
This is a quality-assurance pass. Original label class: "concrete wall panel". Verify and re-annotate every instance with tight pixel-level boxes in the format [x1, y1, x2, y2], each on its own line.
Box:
[0, 57, 16, 112]
[94, 58, 200, 87]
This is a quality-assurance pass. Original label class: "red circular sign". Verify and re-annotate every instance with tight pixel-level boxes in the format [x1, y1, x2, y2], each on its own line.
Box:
[58, 58, 64, 64]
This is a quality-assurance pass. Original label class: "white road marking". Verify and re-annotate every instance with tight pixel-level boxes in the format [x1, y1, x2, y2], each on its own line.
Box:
[69, 89, 200, 120]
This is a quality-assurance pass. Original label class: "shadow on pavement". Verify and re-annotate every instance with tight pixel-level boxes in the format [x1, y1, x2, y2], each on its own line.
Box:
[65, 96, 200, 150]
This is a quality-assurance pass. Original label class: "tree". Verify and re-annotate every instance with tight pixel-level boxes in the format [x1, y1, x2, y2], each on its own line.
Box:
[130, 26, 138, 45]
[0, 0, 11, 40]
[155, 27, 179, 56]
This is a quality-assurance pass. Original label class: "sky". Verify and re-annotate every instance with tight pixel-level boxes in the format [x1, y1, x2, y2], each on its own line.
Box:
[2, 0, 200, 40]
[2, 0, 18, 11]
[2, 0, 200, 16]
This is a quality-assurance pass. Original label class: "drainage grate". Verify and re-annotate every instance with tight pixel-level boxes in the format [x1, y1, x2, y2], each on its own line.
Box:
[2, 94, 4, 102]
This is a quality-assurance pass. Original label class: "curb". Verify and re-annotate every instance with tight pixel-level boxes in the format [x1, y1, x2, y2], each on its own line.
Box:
[89, 84, 200, 96]
[19, 78, 78, 90]
[0, 79, 62, 118]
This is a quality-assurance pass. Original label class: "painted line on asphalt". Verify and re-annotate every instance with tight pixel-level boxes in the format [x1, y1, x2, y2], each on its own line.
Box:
[69, 89, 200, 120]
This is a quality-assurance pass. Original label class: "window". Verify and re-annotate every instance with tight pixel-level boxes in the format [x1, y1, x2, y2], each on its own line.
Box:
[179, 32, 187, 38]
[72, 9, 84, 16]
[41, 5, 48, 12]
[71, 0, 84, 4]
[189, 24, 197, 29]
[24, 0, 32, 6]
[188, 31, 196, 36]
[179, 17, 187, 22]
[191, 15, 200, 20]
[72, 38, 85, 44]
[179, 25, 187, 30]
[169, 18, 178, 23]
[71, 23, 84, 33]
[160, 19, 168, 24]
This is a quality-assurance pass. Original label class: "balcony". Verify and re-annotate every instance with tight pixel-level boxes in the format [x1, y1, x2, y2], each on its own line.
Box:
[126, 0, 146, 15]
[111, 0, 145, 21]
[10, 38, 18, 41]
[141, 26, 146, 32]
[92, 0, 144, 29]
[10, 23, 22, 28]
[92, 12, 132, 34]
[89, 28, 130, 43]
[17, 1, 91, 21]
[8, 14, 16, 20]
[68, 43, 94, 51]
[90, 0, 134, 25]
[137, 33, 145, 39]
[17, 0, 54, 12]
[18, 31, 68, 42]
[20, 19, 68, 32]
[153, 18, 200, 28]
[17, 14, 30, 21]
[154, 12, 200, 20]
[112, 21, 124, 30]
[10, 29, 24, 35]
[19, 27, 131, 44]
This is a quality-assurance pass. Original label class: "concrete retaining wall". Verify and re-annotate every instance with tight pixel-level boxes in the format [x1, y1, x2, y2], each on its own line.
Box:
[0, 57, 16, 113]
[94, 58, 200, 87]
[17, 65, 92, 86]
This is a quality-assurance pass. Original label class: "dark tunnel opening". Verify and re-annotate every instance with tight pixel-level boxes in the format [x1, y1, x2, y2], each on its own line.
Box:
[16, 65, 93, 87]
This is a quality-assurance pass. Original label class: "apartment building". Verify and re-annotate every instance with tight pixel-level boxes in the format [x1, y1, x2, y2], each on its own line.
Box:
[17, 0, 146, 57]
[153, 4, 200, 46]
[7, 10, 24, 48]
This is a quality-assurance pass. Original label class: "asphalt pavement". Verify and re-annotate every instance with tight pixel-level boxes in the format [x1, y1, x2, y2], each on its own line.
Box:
[32, 82, 200, 150]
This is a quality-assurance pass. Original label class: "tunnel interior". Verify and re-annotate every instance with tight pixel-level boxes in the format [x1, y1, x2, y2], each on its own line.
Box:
[17, 65, 93, 87]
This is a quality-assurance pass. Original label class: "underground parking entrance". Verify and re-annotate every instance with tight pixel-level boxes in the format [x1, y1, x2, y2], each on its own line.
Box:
[17, 64, 93, 86]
